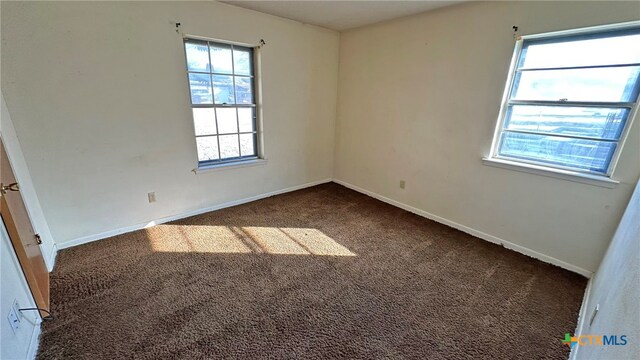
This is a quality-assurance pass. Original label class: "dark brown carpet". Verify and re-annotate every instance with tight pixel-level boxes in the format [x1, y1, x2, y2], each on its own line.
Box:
[39, 183, 586, 359]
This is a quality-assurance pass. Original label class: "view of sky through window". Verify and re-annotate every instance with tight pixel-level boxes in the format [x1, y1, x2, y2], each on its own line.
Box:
[494, 28, 640, 174]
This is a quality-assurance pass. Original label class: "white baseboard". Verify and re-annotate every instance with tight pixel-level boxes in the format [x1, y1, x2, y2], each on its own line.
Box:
[569, 277, 594, 360]
[27, 317, 42, 360]
[332, 179, 593, 278]
[56, 176, 593, 277]
[57, 179, 332, 250]
[45, 244, 57, 272]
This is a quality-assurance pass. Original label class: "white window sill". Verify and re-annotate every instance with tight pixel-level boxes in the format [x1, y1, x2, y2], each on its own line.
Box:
[193, 158, 268, 174]
[482, 157, 619, 189]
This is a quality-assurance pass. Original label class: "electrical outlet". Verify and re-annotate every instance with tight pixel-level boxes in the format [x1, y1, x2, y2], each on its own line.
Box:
[7, 308, 19, 334]
[399, 180, 406, 189]
[12, 299, 22, 320]
[148, 192, 156, 203]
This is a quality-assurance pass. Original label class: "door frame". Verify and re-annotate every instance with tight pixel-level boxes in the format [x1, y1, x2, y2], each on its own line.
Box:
[1, 137, 50, 317]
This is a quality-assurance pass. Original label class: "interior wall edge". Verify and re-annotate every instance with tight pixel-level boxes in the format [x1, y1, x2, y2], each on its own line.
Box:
[332, 178, 594, 278]
[57, 178, 333, 250]
[0, 91, 56, 272]
[569, 276, 594, 360]
[570, 178, 640, 359]
[26, 318, 42, 360]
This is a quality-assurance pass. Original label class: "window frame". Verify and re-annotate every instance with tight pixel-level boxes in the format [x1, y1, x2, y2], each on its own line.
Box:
[488, 21, 640, 179]
[182, 35, 263, 169]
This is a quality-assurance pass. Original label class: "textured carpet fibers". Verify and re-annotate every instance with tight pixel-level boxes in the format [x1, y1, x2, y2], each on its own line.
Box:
[39, 183, 586, 359]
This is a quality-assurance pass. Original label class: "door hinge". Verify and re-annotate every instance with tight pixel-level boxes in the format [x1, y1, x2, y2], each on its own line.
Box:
[34, 234, 42, 245]
[0, 182, 20, 195]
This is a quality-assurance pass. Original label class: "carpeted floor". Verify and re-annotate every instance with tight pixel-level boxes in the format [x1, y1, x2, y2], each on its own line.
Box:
[39, 183, 586, 359]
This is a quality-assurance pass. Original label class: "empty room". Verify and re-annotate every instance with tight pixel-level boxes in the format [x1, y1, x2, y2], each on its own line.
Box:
[1, 1, 639, 359]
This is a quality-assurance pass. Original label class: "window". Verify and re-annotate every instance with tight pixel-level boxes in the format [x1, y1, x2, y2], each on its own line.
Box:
[183, 38, 258, 166]
[489, 23, 640, 176]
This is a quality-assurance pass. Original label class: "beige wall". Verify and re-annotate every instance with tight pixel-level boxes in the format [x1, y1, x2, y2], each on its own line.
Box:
[2, 1, 639, 274]
[1, 1, 339, 246]
[335, 1, 640, 273]
[574, 179, 639, 359]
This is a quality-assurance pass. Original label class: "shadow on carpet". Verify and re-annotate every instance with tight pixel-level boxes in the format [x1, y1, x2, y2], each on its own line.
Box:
[39, 183, 586, 359]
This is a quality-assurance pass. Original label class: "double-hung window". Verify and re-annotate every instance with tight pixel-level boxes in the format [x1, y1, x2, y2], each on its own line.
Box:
[183, 38, 258, 167]
[489, 23, 640, 177]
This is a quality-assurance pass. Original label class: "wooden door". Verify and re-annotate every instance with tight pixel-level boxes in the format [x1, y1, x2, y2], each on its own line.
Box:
[0, 137, 49, 315]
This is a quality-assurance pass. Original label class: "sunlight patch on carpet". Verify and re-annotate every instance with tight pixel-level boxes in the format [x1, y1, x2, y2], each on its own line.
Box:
[145, 225, 356, 256]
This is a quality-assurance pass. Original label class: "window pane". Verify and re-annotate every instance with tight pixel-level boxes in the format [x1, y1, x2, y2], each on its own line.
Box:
[192, 108, 217, 136]
[196, 136, 219, 162]
[233, 48, 252, 75]
[210, 44, 233, 74]
[505, 106, 629, 140]
[238, 108, 254, 132]
[216, 108, 238, 134]
[234, 77, 253, 105]
[185, 40, 258, 165]
[189, 73, 213, 104]
[185, 41, 210, 72]
[240, 133, 255, 156]
[212, 75, 235, 104]
[498, 132, 616, 173]
[520, 34, 640, 69]
[219, 134, 240, 159]
[512, 66, 640, 102]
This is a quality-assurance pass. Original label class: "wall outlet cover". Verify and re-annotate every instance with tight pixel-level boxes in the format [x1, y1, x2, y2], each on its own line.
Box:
[7, 308, 19, 334]
[12, 299, 22, 320]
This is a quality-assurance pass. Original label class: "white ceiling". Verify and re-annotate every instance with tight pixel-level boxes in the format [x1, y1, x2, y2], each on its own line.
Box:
[221, 1, 465, 31]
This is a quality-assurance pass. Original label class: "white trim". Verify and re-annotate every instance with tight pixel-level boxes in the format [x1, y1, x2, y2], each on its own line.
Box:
[570, 277, 594, 360]
[182, 34, 259, 48]
[194, 158, 267, 174]
[332, 178, 593, 278]
[57, 178, 332, 250]
[44, 244, 57, 272]
[522, 20, 640, 40]
[489, 38, 522, 156]
[26, 317, 42, 360]
[482, 157, 619, 189]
